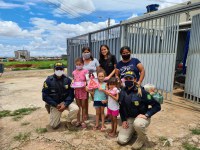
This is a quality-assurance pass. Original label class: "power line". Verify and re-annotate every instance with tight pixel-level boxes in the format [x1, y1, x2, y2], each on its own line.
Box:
[43, 0, 89, 23]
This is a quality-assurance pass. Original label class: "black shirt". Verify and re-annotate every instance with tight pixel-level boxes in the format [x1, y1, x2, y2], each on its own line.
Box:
[99, 55, 117, 76]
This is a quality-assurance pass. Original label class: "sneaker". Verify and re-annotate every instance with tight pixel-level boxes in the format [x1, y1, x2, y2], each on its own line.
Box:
[45, 104, 50, 114]
[131, 137, 145, 150]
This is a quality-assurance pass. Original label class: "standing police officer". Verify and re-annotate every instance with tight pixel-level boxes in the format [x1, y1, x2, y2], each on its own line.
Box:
[42, 62, 79, 130]
[117, 70, 161, 149]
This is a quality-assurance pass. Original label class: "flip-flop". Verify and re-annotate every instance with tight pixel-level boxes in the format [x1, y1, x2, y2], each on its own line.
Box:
[108, 133, 117, 138]
[75, 122, 81, 127]
[93, 126, 99, 131]
[100, 127, 106, 132]
[81, 122, 87, 128]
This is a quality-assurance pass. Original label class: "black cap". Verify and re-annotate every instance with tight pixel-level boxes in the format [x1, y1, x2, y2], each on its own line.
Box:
[54, 62, 64, 70]
[124, 70, 136, 79]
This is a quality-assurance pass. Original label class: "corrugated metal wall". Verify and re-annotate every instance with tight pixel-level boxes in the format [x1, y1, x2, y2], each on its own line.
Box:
[184, 14, 200, 103]
[67, 3, 200, 101]
[126, 14, 180, 99]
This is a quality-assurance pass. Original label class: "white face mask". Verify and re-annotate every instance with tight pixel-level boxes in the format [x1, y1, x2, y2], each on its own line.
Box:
[55, 70, 64, 77]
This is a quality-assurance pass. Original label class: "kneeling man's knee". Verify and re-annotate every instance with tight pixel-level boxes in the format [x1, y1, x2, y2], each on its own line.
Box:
[117, 135, 129, 145]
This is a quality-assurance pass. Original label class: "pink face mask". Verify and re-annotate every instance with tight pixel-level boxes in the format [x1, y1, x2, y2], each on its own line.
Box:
[76, 65, 83, 70]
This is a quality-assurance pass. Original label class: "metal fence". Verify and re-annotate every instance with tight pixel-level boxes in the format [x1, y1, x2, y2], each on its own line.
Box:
[184, 14, 200, 103]
[125, 14, 180, 100]
[67, 2, 200, 101]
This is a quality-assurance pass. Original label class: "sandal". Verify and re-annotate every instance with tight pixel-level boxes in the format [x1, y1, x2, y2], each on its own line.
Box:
[108, 133, 117, 138]
[93, 126, 99, 131]
[100, 127, 106, 132]
[81, 122, 87, 128]
[75, 122, 81, 127]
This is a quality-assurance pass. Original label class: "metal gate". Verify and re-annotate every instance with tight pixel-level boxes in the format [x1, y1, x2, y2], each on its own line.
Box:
[124, 14, 180, 100]
[67, 2, 200, 101]
[67, 25, 121, 77]
[184, 14, 200, 103]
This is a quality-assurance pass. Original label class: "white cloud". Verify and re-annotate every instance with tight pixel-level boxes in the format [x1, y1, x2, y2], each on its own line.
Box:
[47, 0, 95, 18]
[0, 18, 117, 57]
[159, 0, 189, 9]
[0, 0, 28, 9]
[127, 14, 138, 20]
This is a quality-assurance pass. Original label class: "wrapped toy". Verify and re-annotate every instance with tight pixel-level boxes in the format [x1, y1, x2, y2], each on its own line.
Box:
[87, 72, 99, 90]
[71, 81, 85, 88]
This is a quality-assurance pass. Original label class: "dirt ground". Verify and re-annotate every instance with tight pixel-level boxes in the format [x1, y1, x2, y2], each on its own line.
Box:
[0, 70, 200, 150]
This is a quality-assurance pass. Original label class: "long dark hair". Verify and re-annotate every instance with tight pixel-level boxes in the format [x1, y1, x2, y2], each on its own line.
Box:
[120, 46, 131, 54]
[82, 46, 94, 60]
[99, 44, 112, 64]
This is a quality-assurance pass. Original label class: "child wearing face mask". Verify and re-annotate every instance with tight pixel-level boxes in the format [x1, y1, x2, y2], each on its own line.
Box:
[72, 57, 88, 128]
[86, 69, 107, 131]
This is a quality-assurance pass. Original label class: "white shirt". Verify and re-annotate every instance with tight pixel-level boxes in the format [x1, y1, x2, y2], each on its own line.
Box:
[108, 87, 119, 110]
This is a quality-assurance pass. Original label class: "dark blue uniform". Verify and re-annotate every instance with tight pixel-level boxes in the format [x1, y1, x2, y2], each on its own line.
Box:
[42, 74, 74, 107]
[119, 87, 161, 122]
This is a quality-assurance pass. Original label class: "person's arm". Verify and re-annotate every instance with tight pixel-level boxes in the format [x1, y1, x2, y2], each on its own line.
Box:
[95, 58, 100, 71]
[142, 89, 161, 118]
[42, 79, 58, 107]
[107, 56, 117, 79]
[107, 65, 116, 79]
[137, 63, 145, 85]
[119, 91, 127, 122]
[63, 79, 75, 107]
[109, 92, 119, 101]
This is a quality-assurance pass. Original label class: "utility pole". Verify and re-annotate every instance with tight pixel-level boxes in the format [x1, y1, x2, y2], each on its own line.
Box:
[106, 18, 111, 39]
[108, 18, 110, 27]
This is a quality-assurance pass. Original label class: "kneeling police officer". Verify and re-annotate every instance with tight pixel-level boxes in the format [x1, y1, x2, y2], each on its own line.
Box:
[42, 62, 79, 130]
[117, 70, 161, 149]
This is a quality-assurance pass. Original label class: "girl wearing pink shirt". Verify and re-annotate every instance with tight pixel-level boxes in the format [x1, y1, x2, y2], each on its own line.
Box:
[72, 58, 88, 128]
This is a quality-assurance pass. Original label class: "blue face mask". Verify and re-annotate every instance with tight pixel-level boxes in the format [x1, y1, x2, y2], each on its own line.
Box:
[125, 80, 134, 87]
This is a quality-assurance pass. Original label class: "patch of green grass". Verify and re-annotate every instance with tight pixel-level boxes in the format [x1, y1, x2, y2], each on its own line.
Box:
[12, 68, 21, 71]
[191, 128, 200, 135]
[14, 132, 31, 141]
[0, 110, 11, 118]
[182, 142, 200, 150]
[0, 107, 39, 121]
[21, 122, 30, 126]
[36, 128, 47, 134]
[10, 107, 39, 116]
[4, 60, 67, 70]
[158, 136, 168, 141]
[12, 115, 23, 121]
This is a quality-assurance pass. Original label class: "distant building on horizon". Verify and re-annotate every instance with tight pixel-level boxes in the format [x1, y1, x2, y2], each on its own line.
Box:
[14, 50, 30, 60]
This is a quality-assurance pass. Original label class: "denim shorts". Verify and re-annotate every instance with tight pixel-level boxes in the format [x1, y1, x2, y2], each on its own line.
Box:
[93, 101, 107, 108]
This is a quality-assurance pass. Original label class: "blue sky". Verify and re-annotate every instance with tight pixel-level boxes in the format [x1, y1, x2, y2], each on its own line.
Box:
[0, 0, 187, 57]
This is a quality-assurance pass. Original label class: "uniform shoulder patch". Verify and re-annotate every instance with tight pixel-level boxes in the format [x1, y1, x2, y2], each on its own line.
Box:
[147, 94, 152, 100]
[43, 82, 48, 88]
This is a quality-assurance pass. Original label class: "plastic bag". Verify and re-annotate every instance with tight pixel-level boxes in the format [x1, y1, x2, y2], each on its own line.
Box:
[144, 83, 156, 92]
[152, 92, 163, 104]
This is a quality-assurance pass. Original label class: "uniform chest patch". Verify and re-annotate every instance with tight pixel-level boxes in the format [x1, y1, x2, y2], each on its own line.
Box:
[147, 94, 152, 100]
[134, 101, 139, 106]
[65, 85, 69, 89]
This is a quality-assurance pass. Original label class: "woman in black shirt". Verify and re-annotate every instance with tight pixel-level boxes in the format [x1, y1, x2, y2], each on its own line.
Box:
[99, 44, 117, 81]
